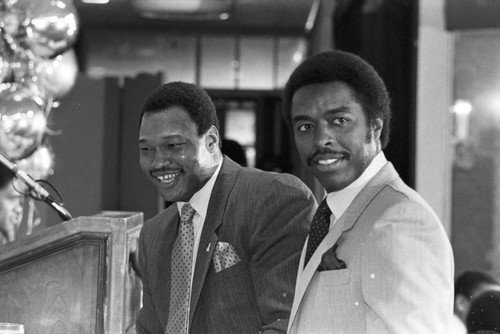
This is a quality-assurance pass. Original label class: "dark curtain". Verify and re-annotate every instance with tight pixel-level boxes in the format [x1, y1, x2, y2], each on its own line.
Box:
[333, 0, 417, 188]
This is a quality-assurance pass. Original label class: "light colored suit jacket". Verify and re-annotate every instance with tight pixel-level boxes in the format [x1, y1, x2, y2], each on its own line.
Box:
[288, 162, 454, 334]
[136, 157, 316, 334]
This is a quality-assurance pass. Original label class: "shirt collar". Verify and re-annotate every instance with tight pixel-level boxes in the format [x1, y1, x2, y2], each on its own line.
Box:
[326, 152, 387, 220]
[177, 158, 223, 220]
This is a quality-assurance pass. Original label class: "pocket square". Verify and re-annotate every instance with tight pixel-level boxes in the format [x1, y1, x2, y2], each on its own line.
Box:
[213, 241, 241, 273]
[318, 243, 347, 272]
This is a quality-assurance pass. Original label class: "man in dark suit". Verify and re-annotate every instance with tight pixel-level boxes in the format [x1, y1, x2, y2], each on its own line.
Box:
[453, 270, 500, 333]
[0, 163, 24, 245]
[135, 81, 316, 334]
[282, 51, 454, 333]
[466, 289, 500, 333]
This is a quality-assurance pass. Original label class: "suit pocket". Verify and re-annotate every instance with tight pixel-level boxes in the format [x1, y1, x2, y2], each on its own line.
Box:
[201, 261, 260, 330]
[316, 268, 351, 287]
[212, 260, 249, 282]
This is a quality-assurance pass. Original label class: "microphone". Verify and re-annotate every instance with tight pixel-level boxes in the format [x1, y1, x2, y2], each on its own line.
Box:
[0, 151, 72, 221]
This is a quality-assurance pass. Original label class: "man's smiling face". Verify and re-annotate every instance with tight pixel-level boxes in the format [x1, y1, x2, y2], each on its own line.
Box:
[291, 81, 382, 192]
[139, 106, 215, 202]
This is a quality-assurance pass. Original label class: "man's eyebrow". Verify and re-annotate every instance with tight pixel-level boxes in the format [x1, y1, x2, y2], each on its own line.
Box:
[292, 115, 312, 123]
[139, 134, 185, 143]
[292, 106, 351, 123]
[325, 106, 350, 115]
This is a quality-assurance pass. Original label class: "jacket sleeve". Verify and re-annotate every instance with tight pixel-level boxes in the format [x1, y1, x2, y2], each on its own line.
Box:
[247, 173, 316, 333]
[360, 195, 454, 333]
[135, 224, 164, 334]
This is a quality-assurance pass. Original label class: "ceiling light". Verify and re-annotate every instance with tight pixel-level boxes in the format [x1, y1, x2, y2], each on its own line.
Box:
[305, 0, 320, 33]
[80, 0, 110, 4]
[219, 12, 230, 21]
[130, 0, 235, 20]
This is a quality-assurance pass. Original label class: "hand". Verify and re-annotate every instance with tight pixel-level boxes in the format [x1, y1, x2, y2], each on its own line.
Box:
[0, 206, 22, 243]
[0, 183, 24, 244]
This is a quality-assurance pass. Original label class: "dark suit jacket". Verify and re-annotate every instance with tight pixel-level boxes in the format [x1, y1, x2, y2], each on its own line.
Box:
[136, 157, 316, 334]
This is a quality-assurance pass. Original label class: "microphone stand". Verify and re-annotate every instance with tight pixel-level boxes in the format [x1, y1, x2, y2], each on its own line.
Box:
[0, 151, 72, 222]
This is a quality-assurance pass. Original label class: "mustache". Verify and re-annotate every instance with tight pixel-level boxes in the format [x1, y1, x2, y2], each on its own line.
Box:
[150, 167, 165, 174]
[307, 148, 347, 166]
[150, 166, 180, 174]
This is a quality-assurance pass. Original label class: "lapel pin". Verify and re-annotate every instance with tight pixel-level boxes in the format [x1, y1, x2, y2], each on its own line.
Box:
[206, 243, 211, 252]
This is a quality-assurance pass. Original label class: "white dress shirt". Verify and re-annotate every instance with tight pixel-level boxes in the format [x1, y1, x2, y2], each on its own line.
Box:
[176, 159, 223, 288]
[449, 314, 467, 334]
[326, 152, 387, 227]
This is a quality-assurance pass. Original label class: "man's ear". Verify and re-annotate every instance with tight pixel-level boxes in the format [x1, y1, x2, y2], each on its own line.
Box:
[371, 118, 383, 140]
[205, 126, 220, 152]
[455, 294, 470, 314]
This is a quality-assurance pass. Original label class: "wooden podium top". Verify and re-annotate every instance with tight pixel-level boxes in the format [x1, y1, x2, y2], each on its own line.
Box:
[0, 211, 142, 261]
[0, 211, 143, 334]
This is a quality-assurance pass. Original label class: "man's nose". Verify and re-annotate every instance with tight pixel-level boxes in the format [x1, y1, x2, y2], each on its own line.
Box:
[313, 122, 336, 148]
[151, 149, 170, 168]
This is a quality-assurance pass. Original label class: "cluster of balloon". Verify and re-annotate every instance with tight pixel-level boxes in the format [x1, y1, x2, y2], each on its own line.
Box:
[0, 0, 79, 180]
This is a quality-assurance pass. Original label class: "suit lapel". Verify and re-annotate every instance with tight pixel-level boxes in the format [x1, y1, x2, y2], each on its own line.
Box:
[288, 162, 399, 331]
[289, 223, 344, 330]
[336, 162, 399, 233]
[189, 157, 241, 326]
[152, 208, 180, 329]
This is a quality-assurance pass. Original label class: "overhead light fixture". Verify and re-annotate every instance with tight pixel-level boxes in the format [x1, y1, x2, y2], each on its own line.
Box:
[80, 0, 110, 4]
[305, 0, 320, 33]
[130, 0, 235, 20]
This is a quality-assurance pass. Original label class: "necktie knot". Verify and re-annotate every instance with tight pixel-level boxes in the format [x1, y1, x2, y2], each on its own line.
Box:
[304, 198, 332, 266]
[316, 198, 331, 217]
[180, 203, 196, 224]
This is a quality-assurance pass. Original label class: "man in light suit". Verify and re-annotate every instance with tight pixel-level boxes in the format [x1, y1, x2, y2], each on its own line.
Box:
[135, 81, 316, 334]
[282, 51, 454, 333]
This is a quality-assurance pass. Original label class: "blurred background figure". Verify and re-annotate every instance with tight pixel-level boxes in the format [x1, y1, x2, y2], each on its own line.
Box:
[0, 163, 24, 244]
[452, 270, 500, 333]
[221, 138, 247, 167]
[466, 289, 500, 334]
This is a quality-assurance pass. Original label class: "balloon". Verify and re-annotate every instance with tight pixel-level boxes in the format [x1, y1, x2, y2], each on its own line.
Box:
[8, 50, 33, 85]
[0, 50, 9, 83]
[0, 10, 17, 83]
[1, 0, 20, 8]
[6, 0, 79, 58]
[37, 48, 78, 99]
[17, 144, 55, 180]
[23, 0, 79, 58]
[12, 48, 78, 100]
[0, 4, 25, 53]
[0, 83, 46, 160]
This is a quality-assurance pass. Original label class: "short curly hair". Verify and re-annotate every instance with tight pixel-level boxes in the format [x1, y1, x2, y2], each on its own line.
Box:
[283, 50, 392, 149]
[466, 289, 500, 333]
[455, 270, 499, 299]
[140, 81, 219, 136]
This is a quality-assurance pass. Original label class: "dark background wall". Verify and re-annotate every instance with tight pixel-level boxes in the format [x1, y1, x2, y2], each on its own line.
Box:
[332, 0, 417, 188]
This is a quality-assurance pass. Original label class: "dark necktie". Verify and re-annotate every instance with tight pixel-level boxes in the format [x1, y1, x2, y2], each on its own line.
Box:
[166, 203, 196, 334]
[304, 199, 332, 267]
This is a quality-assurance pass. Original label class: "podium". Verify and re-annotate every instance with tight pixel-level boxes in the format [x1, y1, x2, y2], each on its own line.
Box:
[0, 211, 143, 334]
